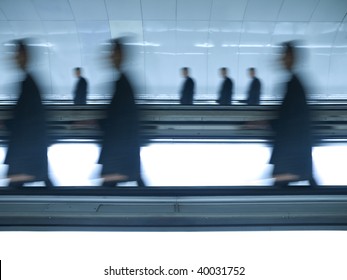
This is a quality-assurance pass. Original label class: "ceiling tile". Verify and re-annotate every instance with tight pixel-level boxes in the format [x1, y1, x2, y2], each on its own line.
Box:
[105, 0, 142, 20]
[0, 21, 14, 35]
[76, 20, 111, 35]
[76, 21, 111, 52]
[69, 0, 108, 20]
[176, 21, 210, 53]
[141, 0, 176, 20]
[0, 8, 7, 20]
[332, 23, 347, 54]
[271, 22, 308, 46]
[334, 22, 347, 45]
[0, 0, 39, 20]
[33, 0, 74, 20]
[311, 0, 347, 22]
[244, 0, 283, 21]
[109, 20, 143, 42]
[278, 0, 319, 21]
[143, 21, 176, 52]
[211, 0, 248, 21]
[9, 21, 45, 37]
[273, 22, 308, 36]
[305, 22, 340, 46]
[240, 22, 276, 46]
[209, 21, 243, 47]
[177, 0, 212, 20]
[43, 20, 78, 35]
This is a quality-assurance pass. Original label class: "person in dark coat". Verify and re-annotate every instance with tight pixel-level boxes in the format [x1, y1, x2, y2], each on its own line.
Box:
[179, 67, 195, 105]
[73, 67, 88, 105]
[4, 39, 53, 188]
[98, 38, 145, 187]
[217, 67, 233, 105]
[246, 67, 261, 105]
[270, 41, 316, 187]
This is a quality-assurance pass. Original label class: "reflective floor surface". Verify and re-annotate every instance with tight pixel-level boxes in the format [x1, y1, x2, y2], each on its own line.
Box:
[0, 142, 345, 187]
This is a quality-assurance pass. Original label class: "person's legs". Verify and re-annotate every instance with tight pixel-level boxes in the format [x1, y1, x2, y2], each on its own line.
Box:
[44, 177, 54, 188]
[308, 177, 318, 187]
[102, 180, 118, 187]
[274, 180, 289, 188]
[273, 173, 298, 187]
[8, 181, 24, 189]
[7, 174, 35, 189]
[137, 176, 146, 187]
[101, 171, 128, 187]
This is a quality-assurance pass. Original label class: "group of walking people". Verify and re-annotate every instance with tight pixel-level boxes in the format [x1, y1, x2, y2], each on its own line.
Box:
[2, 38, 316, 188]
[177, 41, 317, 187]
[179, 66, 262, 106]
[3, 38, 145, 188]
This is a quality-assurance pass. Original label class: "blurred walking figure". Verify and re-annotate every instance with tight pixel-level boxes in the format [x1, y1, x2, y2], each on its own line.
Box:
[73, 67, 88, 105]
[245, 67, 261, 105]
[4, 39, 53, 188]
[179, 67, 195, 105]
[98, 38, 145, 187]
[217, 67, 233, 105]
[270, 41, 316, 187]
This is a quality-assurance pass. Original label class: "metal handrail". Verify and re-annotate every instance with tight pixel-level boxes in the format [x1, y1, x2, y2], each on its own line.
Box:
[1, 104, 347, 142]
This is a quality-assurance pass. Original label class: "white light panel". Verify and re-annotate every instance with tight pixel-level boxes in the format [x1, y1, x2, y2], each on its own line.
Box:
[0, 142, 345, 186]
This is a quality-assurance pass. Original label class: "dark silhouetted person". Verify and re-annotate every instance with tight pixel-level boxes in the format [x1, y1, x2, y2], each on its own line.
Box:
[246, 67, 261, 105]
[217, 67, 233, 105]
[179, 67, 195, 105]
[4, 39, 53, 188]
[98, 38, 145, 187]
[73, 67, 88, 105]
[270, 41, 316, 187]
